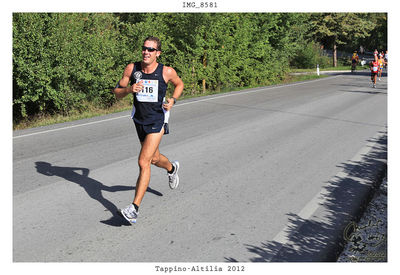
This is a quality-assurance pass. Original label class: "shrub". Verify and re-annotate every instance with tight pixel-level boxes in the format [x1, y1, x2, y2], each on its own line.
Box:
[290, 42, 321, 69]
[13, 13, 125, 121]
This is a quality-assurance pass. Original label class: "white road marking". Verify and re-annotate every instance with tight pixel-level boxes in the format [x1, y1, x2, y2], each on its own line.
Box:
[268, 128, 386, 261]
[13, 75, 340, 139]
[13, 115, 130, 139]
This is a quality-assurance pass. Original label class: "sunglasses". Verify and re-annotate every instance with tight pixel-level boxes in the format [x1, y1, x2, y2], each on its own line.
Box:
[142, 46, 159, 52]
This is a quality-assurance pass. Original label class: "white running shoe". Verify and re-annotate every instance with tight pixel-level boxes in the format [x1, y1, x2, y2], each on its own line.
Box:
[118, 204, 138, 224]
[168, 161, 180, 189]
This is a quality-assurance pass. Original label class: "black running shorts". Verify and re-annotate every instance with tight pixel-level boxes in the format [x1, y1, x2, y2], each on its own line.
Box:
[134, 121, 169, 142]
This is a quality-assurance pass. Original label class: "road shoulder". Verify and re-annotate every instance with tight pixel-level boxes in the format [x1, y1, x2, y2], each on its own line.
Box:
[267, 129, 387, 262]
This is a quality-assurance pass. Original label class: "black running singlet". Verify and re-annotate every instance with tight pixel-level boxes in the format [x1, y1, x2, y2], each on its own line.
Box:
[130, 62, 168, 125]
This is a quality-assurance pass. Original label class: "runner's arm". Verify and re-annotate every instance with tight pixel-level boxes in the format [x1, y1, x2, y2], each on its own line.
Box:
[112, 64, 143, 99]
[163, 66, 184, 111]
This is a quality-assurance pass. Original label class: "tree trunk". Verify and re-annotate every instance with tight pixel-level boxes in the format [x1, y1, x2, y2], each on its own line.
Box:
[191, 60, 196, 95]
[202, 51, 207, 94]
[333, 39, 337, 67]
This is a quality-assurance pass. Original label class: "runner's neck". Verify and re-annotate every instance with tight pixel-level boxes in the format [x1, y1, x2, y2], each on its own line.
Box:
[141, 62, 159, 74]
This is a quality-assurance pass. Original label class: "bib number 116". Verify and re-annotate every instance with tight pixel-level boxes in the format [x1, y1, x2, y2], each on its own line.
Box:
[142, 86, 154, 93]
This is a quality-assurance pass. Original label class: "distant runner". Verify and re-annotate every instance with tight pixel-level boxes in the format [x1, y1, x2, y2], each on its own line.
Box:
[370, 55, 379, 88]
[351, 51, 359, 73]
[384, 50, 388, 66]
[378, 53, 385, 81]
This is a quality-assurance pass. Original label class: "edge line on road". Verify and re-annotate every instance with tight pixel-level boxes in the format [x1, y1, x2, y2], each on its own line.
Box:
[13, 75, 340, 139]
[267, 127, 387, 261]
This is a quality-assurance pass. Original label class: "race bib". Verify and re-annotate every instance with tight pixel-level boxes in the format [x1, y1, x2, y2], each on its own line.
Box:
[136, 80, 159, 102]
[373, 66, 378, 72]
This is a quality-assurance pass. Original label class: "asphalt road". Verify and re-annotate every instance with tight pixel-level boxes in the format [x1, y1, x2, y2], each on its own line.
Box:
[13, 73, 387, 262]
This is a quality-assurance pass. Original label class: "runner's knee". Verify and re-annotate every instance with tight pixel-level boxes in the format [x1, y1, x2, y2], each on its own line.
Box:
[151, 155, 160, 165]
[138, 157, 151, 169]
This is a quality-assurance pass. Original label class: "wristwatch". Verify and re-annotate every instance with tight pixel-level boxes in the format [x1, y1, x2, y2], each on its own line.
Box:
[172, 97, 177, 104]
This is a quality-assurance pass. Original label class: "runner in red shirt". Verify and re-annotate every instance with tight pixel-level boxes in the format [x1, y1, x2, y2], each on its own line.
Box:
[370, 55, 379, 88]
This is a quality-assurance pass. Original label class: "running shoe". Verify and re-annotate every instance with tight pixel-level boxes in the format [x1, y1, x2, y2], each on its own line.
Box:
[118, 204, 138, 224]
[168, 161, 180, 189]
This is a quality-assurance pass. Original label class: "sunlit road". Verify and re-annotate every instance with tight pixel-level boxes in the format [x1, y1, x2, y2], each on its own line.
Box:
[13, 73, 387, 262]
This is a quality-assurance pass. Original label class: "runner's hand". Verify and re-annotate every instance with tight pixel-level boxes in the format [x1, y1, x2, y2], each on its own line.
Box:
[130, 81, 144, 93]
[163, 98, 174, 111]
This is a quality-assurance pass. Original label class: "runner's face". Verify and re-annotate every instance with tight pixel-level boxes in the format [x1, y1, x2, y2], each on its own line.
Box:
[142, 40, 160, 65]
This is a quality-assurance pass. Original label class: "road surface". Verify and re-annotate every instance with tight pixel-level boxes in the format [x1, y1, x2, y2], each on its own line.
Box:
[13, 73, 387, 262]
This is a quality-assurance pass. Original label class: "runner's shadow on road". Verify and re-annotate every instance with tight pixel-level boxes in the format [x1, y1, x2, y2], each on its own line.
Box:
[34, 161, 163, 227]
[334, 83, 387, 95]
[341, 89, 387, 95]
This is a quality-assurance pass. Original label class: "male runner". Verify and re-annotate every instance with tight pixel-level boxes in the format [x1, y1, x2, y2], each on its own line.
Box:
[351, 51, 359, 73]
[384, 50, 388, 65]
[112, 36, 184, 224]
[378, 53, 385, 81]
[370, 54, 379, 88]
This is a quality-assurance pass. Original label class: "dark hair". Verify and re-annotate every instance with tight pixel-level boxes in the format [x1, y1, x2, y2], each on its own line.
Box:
[144, 36, 161, 51]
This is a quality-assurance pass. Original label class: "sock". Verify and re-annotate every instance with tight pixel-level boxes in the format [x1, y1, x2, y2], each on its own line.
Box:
[168, 164, 175, 174]
[132, 203, 139, 212]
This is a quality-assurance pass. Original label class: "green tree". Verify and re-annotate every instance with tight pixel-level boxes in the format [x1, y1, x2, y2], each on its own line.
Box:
[309, 13, 376, 66]
[14, 13, 341, 125]
[356, 13, 387, 52]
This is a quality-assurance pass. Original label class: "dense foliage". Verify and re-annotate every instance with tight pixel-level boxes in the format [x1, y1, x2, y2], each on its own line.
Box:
[12, 13, 387, 122]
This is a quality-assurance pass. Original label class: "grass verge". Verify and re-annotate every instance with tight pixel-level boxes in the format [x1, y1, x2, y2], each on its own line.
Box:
[289, 65, 369, 73]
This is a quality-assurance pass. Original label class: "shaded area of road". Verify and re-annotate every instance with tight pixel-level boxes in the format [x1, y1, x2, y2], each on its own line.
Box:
[228, 131, 387, 262]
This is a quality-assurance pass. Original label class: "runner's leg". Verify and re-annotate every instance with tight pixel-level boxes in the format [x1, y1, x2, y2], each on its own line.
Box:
[151, 147, 173, 171]
[133, 131, 164, 207]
